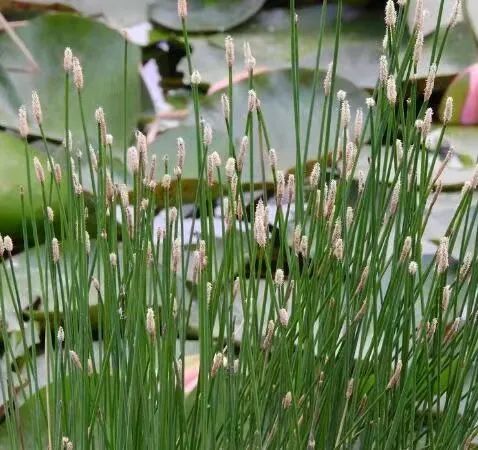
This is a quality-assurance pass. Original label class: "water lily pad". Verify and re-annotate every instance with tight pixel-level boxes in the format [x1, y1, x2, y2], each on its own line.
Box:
[0, 132, 66, 243]
[149, 0, 267, 33]
[18, 0, 150, 27]
[0, 13, 142, 145]
[464, 0, 478, 43]
[199, 68, 368, 178]
[407, 0, 463, 36]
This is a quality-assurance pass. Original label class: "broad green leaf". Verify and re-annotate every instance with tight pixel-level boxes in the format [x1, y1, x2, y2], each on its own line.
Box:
[0, 13, 142, 145]
[0, 132, 66, 243]
[150, 0, 267, 33]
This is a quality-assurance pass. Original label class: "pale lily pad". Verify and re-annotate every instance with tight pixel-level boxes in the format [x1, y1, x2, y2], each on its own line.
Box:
[18, 0, 151, 27]
[407, 0, 463, 36]
[182, 5, 475, 92]
[149, 0, 267, 33]
[464, 0, 478, 43]
[0, 13, 142, 145]
[411, 22, 478, 81]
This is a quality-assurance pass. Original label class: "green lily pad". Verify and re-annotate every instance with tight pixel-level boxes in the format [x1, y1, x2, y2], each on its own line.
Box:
[0, 13, 142, 145]
[198, 68, 368, 179]
[0, 132, 66, 244]
[149, 0, 267, 33]
[407, 0, 462, 37]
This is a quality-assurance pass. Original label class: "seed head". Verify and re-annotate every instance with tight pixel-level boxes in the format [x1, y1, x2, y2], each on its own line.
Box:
[282, 391, 292, 409]
[106, 134, 113, 146]
[248, 89, 258, 112]
[449, 0, 461, 29]
[243, 41, 256, 71]
[341, 100, 351, 129]
[84, 231, 90, 255]
[4, 236, 13, 253]
[46, 206, 54, 223]
[225, 157, 236, 180]
[387, 75, 397, 105]
[355, 265, 369, 294]
[324, 62, 333, 95]
[337, 90, 347, 102]
[409, 261, 418, 275]
[386, 360, 402, 390]
[413, 30, 424, 66]
[69, 350, 82, 370]
[422, 108, 433, 138]
[172, 237, 181, 273]
[400, 236, 412, 262]
[63, 47, 73, 72]
[31, 91, 42, 124]
[162, 174, 171, 190]
[310, 162, 320, 187]
[177, 0, 187, 18]
[436, 236, 449, 274]
[33, 157, 45, 184]
[346, 206, 354, 228]
[459, 252, 472, 282]
[237, 136, 248, 172]
[225, 35, 234, 67]
[135, 130, 147, 161]
[389, 180, 401, 215]
[190, 70, 201, 85]
[203, 122, 213, 146]
[268, 148, 277, 170]
[346, 378, 354, 399]
[385, 0, 397, 28]
[146, 308, 156, 339]
[109, 252, 117, 268]
[57, 326, 64, 343]
[72, 57, 84, 90]
[278, 308, 289, 327]
[18, 105, 29, 137]
[274, 268, 284, 286]
[51, 238, 60, 263]
[333, 238, 344, 261]
[442, 285, 452, 310]
[300, 235, 309, 258]
[287, 174, 295, 203]
[254, 199, 268, 248]
[345, 141, 357, 179]
[414, 0, 424, 31]
[354, 108, 363, 142]
[443, 96, 453, 124]
[210, 352, 223, 378]
[424, 64, 437, 101]
[276, 170, 285, 205]
[379, 55, 388, 85]
[366, 97, 375, 109]
[221, 93, 230, 120]
[127, 146, 139, 174]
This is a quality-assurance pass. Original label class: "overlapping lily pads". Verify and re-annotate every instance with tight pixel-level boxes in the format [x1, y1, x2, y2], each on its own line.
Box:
[149, 0, 267, 33]
[0, 13, 142, 145]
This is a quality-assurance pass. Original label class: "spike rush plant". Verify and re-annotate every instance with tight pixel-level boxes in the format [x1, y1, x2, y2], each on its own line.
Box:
[1, 0, 478, 448]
